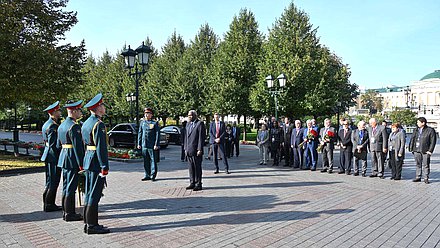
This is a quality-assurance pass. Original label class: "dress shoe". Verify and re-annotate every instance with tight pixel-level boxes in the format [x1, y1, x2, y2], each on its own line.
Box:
[362, 173, 366, 177]
[151, 178, 156, 182]
[394, 178, 401, 180]
[424, 178, 429, 184]
[87, 225, 110, 235]
[354, 172, 359, 176]
[225, 171, 231, 174]
[390, 177, 395, 180]
[328, 170, 333, 174]
[259, 162, 263, 165]
[186, 184, 195, 190]
[263, 163, 267, 165]
[412, 178, 421, 182]
[214, 170, 219, 174]
[379, 176, 385, 179]
[338, 171, 345, 174]
[193, 185, 203, 191]
[320, 169, 327, 173]
[369, 174, 377, 178]
[65, 213, 83, 222]
[44, 204, 62, 212]
[310, 168, 316, 171]
[141, 177, 150, 181]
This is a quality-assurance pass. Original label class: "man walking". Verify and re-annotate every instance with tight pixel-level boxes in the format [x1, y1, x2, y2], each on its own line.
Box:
[209, 113, 230, 174]
[184, 110, 206, 191]
[137, 107, 160, 181]
[409, 117, 437, 184]
[41, 101, 62, 212]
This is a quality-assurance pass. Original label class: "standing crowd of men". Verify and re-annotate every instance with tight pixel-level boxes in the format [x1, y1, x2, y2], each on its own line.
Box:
[256, 116, 437, 184]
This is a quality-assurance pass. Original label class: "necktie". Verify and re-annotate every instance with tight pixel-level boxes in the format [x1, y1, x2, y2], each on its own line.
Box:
[373, 127, 376, 135]
[344, 129, 347, 137]
[216, 122, 220, 138]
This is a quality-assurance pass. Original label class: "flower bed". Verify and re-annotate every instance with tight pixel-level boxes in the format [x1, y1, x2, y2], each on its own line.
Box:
[108, 148, 142, 159]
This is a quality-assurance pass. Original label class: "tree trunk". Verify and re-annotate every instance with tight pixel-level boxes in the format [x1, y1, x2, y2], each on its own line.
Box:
[243, 115, 247, 141]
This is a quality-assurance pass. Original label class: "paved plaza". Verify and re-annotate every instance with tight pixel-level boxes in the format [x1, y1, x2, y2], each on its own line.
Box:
[1, 140, 440, 247]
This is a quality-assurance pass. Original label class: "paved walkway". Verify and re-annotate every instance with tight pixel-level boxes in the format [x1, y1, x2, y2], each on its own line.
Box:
[1, 144, 440, 248]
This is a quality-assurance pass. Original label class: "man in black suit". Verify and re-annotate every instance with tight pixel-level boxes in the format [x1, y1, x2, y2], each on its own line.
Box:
[231, 122, 241, 157]
[282, 117, 294, 167]
[351, 121, 369, 177]
[184, 110, 206, 191]
[209, 113, 230, 174]
[338, 119, 353, 175]
[291, 120, 304, 169]
[409, 117, 437, 184]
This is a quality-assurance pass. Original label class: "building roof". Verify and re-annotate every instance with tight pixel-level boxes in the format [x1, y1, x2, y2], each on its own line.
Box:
[421, 70, 440, 80]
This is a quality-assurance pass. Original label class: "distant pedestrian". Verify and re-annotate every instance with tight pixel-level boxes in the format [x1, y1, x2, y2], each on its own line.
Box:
[388, 123, 405, 180]
[257, 123, 270, 165]
[409, 117, 437, 184]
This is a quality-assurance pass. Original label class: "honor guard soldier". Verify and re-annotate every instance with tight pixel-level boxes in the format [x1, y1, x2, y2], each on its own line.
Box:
[41, 101, 62, 212]
[137, 107, 160, 181]
[57, 100, 85, 221]
[82, 93, 110, 234]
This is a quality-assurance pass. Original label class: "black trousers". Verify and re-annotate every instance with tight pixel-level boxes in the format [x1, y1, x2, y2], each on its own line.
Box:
[213, 143, 229, 171]
[283, 142, 293, 166]
[292, 147, 303, 168]
[187, 155, 203, 186]
[340, 147, 353, 173]
[231, 139, 240, 156]
[389, 151, 403, 179]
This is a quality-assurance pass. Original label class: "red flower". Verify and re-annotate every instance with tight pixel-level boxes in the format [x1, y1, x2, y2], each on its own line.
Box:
[310, 130, 318, 137]
[327, 131, 335, 137]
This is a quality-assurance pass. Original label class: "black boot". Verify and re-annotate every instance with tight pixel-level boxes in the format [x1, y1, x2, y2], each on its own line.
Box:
[61, 195, 66, 220]
[45, 189, 62, 212]
[86, 205, 109, 234]
[64, 195, 83, 221]
[83, 205, 88, 233]
[43, 188, 48, 211]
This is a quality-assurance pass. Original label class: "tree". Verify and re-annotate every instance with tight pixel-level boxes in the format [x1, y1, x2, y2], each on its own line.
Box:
[210, 8, 263, 135]
[388, 109, 417, 126]
[361, 89, 383, 115]
[176, 24, 219, 119]
[0, 0, 86, 109]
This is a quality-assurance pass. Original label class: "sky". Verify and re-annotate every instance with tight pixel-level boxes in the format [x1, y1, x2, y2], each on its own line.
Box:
[63, 0, 440, 89]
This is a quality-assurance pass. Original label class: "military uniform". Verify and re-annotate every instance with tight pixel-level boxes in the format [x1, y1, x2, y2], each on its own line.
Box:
[82, 93, 110, 234]
[57, 100, 84, 221]
[137, 117, 160, 180]
[41, 101, 62, 212]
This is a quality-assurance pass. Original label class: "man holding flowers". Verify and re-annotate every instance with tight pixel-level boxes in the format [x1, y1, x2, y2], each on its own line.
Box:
[319, 118, 337, 173]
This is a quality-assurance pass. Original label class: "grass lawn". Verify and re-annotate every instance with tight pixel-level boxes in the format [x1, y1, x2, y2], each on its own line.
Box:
[0, 153, 44, 171]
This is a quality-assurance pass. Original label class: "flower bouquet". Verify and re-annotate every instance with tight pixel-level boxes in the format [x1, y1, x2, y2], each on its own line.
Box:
[317, 131, 335, 152]
[298, 130, 318, 149]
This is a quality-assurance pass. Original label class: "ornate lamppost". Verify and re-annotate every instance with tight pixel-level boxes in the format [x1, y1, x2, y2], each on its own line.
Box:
[266, 73, 287, 120]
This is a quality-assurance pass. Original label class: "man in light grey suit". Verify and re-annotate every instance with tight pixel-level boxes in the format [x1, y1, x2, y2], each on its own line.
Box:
[367, 118, 389, 178]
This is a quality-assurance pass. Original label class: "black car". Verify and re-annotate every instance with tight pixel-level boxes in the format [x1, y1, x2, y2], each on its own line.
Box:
[108, 123, 168, 148]
[160, 125, 182, 145]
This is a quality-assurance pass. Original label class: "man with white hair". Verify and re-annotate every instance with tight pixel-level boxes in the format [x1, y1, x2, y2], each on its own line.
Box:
[367, 118, 388, 178]
[351, 120, 369, 176]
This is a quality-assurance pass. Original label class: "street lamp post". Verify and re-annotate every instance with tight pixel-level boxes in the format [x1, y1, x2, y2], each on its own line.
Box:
[27, 106, 32, 132]
[121, 42, 152, 127]
[125, 93, 135, 122]
[266, 73, 287, 120]
[403, 86, 411, 108]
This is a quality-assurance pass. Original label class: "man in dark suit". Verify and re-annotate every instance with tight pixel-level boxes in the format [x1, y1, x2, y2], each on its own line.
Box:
[338, 119, 353, 175]
[367, 118, 389, 178]
[184, 110, 206, 191]
[231, 122, 240, 157]
[409, 117, 437, 184]
[209, 113, 230, 174]
[351, 121, 369, 177]
[382, 120, 392, 170]
[319, 118, 337, 173]
[282, 117, 294, 167]
[291, 120, 304, 169]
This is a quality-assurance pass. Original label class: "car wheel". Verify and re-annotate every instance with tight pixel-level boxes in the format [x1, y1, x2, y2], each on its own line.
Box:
[109, 138, 115, 147]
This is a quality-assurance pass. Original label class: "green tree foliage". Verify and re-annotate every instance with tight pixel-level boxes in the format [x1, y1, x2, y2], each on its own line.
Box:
[176, 24, 219, 118]
[388, 109, 417, 126]
[210, 9, 263, 118]
[144, 32, 186, 123]
[0, 0, 86, 109]
[252, 3, 356, 120]
[361, 89, 383, 115]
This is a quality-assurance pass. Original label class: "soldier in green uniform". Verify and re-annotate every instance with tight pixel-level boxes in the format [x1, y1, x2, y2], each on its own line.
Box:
[137, 107, 160, 181]
[41, 101, 62, 212]
[82, 93, 110, 234]
[57, 100, 84, 221]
